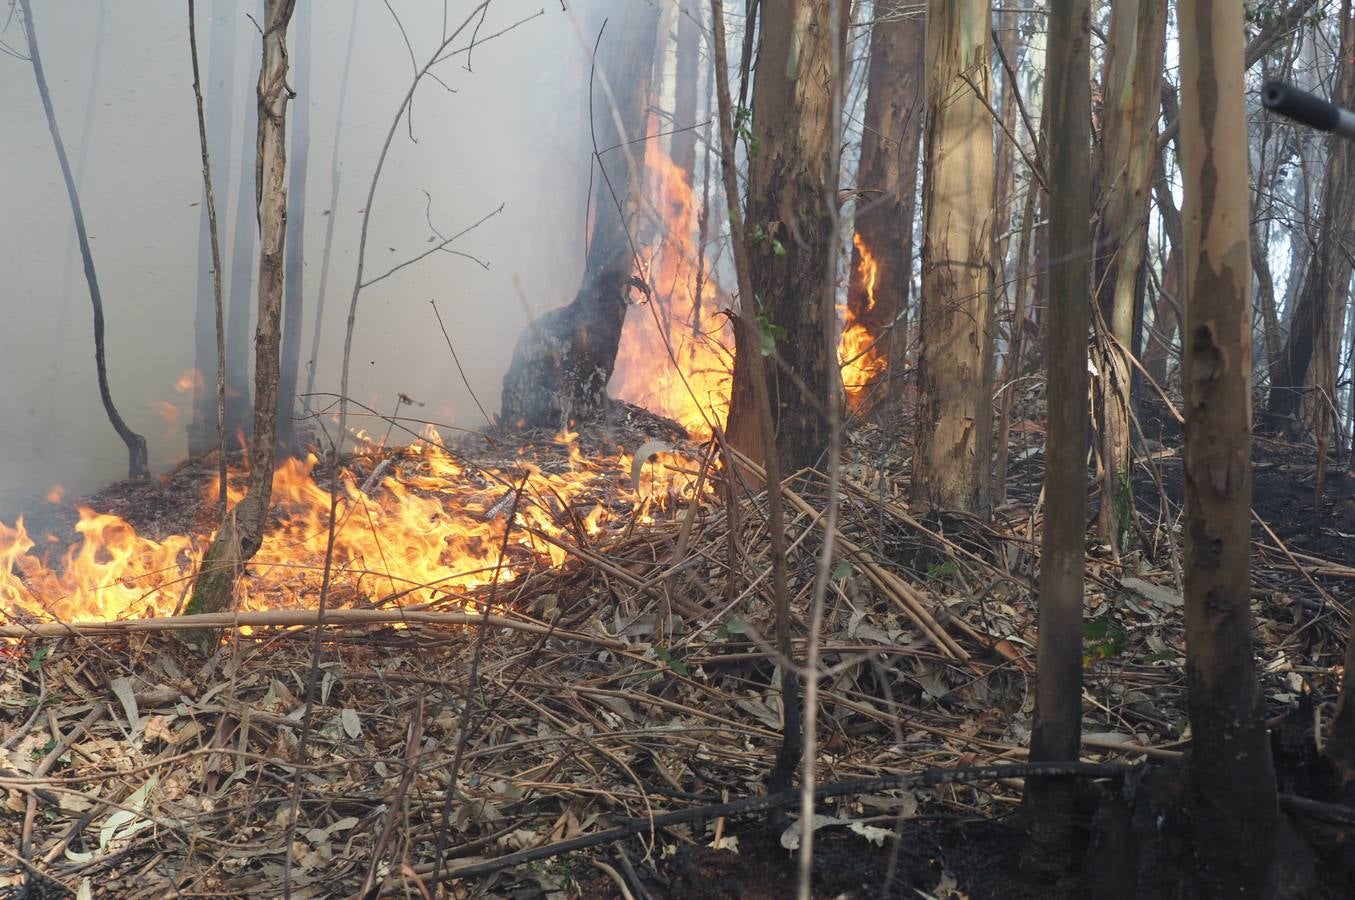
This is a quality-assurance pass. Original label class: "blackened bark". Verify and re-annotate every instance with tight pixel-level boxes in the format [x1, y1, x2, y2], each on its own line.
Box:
[500, 1, 660, 430]
[847, 3, 924, 399]
[725, 0, 848, 474]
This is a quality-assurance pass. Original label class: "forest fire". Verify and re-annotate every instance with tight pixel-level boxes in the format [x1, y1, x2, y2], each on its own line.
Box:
[840, 233, 887, 408]
[0, 135, 884, 629]
[0, 432, 698, 624]
[610, 140, 734, 434]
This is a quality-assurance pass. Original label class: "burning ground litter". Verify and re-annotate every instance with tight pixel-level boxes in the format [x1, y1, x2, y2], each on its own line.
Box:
[3, 414, 1355, 896]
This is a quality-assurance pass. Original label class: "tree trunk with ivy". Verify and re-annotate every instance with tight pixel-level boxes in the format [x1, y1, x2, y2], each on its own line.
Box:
[725, 0, 848, 474]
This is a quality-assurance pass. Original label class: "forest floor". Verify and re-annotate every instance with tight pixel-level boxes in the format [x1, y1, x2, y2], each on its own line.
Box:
[2, 396, 1355, 897]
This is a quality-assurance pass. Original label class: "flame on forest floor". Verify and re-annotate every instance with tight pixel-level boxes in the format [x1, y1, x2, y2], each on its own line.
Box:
[1, 429, 700, 623]
[3, 136, 891, 626]
[840, 234, 887, 409]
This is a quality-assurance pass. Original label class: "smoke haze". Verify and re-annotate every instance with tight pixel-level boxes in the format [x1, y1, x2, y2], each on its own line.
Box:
[0, 0, 620, 516]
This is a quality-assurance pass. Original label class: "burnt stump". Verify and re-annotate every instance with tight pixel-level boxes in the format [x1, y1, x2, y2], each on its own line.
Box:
[500, 267, 644, 431]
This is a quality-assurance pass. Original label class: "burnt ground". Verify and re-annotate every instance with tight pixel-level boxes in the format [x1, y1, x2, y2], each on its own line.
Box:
[3, 398, 1355, 898]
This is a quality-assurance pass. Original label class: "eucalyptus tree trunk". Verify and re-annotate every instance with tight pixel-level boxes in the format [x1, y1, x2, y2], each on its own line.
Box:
[910, 0, 995, 515]
[19, 0, 149, 481]
[186, 0, 298, 634]
[724, 0, 847, 473]
[1020, 0, 1090, 871]
[846, 0, 924, 401]
[1092, 0, 1166, 553]
[1179, 1, 1278, 893]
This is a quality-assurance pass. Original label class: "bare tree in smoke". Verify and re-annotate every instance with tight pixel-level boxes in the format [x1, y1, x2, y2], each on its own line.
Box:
[278, 0, 313, 454]
[186, 0, 297, 630]
[16, 0, 150, 481]
[499, 1, 661, 431]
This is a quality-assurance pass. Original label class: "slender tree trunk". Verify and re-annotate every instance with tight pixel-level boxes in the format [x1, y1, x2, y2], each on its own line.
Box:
[846, 1, 924, 402]
[671, 0, 702, 183]
[1021, 0, 1090, 871]
[19, 0, 149, 481]
[710, 0, 800, 813]
[724, 0, 848, 474]
[186, 0, 297, 633]
[1142, 246, 1182, 386]
[1143, 138, 1185, 387]
[1179, 1, 1278, 893]
[188, 0, 229, 519]
[994, 182, 1038, 503]
[911, 0, 995, 515]
[278, 0, 311, 454]
[190, 2, 238, 456]
[305, 0, 359, 399]
[225, 0, 264, 441]
[1092, 0, 1166, 553]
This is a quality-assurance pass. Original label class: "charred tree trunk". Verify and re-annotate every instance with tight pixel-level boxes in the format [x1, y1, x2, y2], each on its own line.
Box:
[1267, 2, 1355, 432]
[1179, 1, 1279, 893]
[846, 0, 924, 404]
[19, 0, 149, 481]
[278, 0, 311, 454]
[186, 0, 297, 636]
[1021, 0, 1090, 873]
[724, 0, 847, 474]
[671, 0, 702, 183]
[500, 1, 660, 431]
[911, 0, 995, 515]
[1092, 0, 1166, 554]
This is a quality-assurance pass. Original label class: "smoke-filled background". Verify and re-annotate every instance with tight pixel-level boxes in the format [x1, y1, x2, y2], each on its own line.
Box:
[0, 0, 621, 516]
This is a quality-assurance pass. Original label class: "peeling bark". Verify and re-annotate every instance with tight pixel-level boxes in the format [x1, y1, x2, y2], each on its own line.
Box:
[911, 0, 995, 515]
[1179, 1, 1279, 892]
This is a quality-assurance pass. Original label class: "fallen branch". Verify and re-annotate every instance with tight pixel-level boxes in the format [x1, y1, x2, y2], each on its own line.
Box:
[0, 608, 624, 647]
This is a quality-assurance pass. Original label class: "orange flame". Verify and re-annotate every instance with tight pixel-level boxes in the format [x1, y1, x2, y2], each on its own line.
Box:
[840, 234, 887, 407]
[175, 369, 204, 394]
[610, 130, 734, 436]
[1, 436, 702, 623]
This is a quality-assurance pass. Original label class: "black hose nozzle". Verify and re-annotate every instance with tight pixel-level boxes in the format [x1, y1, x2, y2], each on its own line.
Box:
[1262, 80, 1355, 139]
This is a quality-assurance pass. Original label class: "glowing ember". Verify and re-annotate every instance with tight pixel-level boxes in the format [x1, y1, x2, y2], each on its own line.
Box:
[840, 233, 887, 407]
[175, 369, 204, 395]
[0, 432, 701, 623]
